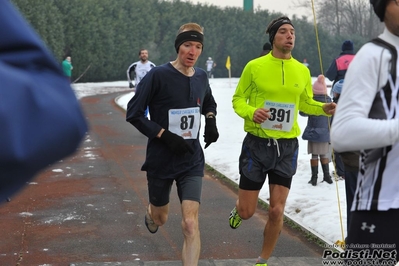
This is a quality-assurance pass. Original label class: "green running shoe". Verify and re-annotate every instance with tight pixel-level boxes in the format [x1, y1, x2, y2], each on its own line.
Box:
[254, 263, 267, 266]
[229, 207, 242, 229]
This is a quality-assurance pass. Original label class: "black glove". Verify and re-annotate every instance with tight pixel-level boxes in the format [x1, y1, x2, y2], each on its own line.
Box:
[204, 117, 219, 149]
[160, 130, 194, 156]
[129, 82, 134, 88]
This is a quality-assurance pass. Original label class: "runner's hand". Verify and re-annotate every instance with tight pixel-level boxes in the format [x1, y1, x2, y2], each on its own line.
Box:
[253, 108, 270, 124]
[160, 130, 194, 155]
[204, 117, 219, 149]
[322, 102, 336, 115]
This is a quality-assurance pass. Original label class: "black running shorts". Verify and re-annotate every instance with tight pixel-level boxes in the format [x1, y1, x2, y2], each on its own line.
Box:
[238, 133, 298, 190]
[147, 175, 202, 207]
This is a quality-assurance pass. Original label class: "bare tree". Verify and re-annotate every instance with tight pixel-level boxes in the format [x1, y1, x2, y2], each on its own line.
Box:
[335, 0, 340, 36]
[295, 0, 384, 39]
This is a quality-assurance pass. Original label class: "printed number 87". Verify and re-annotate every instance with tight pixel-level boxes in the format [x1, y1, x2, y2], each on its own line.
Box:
[180, 115, 195, 130]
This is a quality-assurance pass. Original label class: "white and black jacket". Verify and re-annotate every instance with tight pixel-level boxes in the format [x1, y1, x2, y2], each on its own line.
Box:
[331, 28, 399, 211]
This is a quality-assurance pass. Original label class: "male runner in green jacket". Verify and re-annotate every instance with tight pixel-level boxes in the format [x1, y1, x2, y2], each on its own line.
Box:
[229, 16, 336, 266]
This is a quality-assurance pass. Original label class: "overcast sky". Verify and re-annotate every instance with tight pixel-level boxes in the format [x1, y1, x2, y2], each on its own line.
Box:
[187, 0, 308, 18]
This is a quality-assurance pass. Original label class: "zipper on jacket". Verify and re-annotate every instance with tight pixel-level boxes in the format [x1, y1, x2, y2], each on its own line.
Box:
[281, 61, 285, 85]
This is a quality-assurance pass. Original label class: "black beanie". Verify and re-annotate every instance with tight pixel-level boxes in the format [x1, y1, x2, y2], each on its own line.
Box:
[370, 0, 388, 22]
[341, 40, 354, 52]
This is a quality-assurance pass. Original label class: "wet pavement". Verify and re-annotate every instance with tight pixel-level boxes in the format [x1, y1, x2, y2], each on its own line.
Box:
[0, 91, 326, 265]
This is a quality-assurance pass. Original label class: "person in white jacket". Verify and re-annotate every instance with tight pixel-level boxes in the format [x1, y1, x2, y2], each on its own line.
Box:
[331, 0, 399, 262]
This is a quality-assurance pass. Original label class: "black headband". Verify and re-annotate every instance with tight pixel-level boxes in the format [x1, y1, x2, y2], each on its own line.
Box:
[174, 31, 204, 53]
[268, 18, 294, 45]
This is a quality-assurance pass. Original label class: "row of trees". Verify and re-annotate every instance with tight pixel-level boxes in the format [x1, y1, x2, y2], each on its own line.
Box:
[11, 0, 384, 82]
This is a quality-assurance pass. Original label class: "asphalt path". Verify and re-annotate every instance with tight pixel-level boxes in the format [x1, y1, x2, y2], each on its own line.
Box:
[0, 91, 325, 265]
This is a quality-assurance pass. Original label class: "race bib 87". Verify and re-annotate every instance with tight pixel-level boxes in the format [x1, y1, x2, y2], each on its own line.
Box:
[168, 107, 200, 139]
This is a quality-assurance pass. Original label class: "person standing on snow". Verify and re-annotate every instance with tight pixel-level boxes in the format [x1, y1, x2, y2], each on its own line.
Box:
[301, 75, 333, 186]
[325, 40, 355, 88]
[325, 40, 355, 180]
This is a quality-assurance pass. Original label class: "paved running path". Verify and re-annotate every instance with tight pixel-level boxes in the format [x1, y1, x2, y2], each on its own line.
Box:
[0, 92, 325, 265]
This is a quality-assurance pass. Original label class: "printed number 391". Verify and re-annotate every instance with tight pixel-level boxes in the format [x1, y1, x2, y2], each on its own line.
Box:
[268, 108, 291, 123]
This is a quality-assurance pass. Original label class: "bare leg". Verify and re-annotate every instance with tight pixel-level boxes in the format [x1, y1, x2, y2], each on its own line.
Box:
[181, 200, 200, 266]
[236, 188, 261, 220]
[149, 203, 169, 226]
[260, 184, 289, 259]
